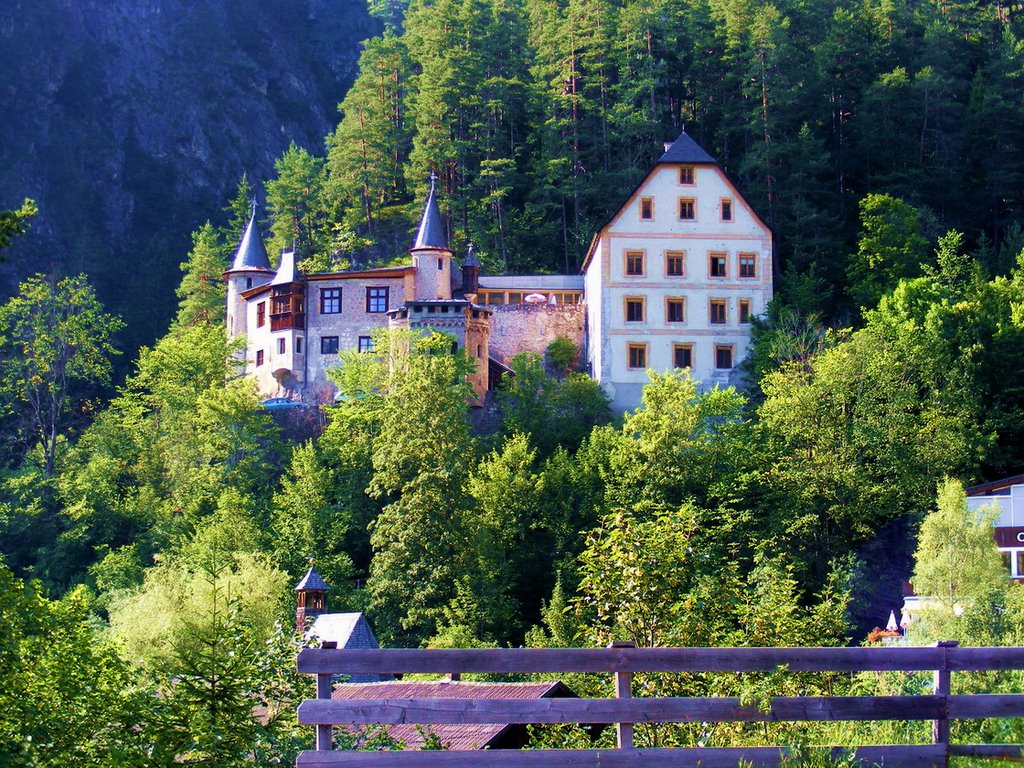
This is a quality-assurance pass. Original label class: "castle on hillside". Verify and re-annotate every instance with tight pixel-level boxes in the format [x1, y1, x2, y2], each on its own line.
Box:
[225, 132, 773, 412]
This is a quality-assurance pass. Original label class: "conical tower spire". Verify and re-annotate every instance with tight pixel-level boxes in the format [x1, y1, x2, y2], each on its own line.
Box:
[412, 172, 449, 252]
[229, 200, 272, 273]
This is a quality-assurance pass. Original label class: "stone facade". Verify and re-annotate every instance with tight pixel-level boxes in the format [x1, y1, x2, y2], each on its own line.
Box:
[488, 303, 586, 366]
[226, 133, 772, 412]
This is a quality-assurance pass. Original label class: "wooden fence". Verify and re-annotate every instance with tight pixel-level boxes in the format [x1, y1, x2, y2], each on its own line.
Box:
[295, 641, 1024, 767]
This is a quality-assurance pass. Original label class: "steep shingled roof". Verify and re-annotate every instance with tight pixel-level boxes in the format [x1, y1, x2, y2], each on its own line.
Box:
[294, 566, 330, 592]
[229, 205, 272, 272]
[657, 130, 717, 165]
[271, 250, 299, 286]
[331, 681, 576, 750]
[412, 176, 449, 251]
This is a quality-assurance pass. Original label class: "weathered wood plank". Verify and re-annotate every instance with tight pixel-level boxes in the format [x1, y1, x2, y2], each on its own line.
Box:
[948, 646, 1024, 671]
[296, 646, 951, 675]
[947, 694, 1024, 719]
[949, 744, 1024, 760]
[297, 695, 944, 725]
[295, 745, 946, 767]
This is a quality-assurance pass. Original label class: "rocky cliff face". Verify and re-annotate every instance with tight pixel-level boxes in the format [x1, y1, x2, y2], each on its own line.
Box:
[0, 0, 376, 354]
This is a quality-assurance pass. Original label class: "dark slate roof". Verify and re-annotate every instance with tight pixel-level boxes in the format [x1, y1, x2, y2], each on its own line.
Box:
[462, 243, 480, 268]
[294, 566, 330, 592]
[657, 130, 717, 165]
[230, 206, 272, 272]
[271, 250, 299, 285]
[412, 177, 449, 251]
[331, 681, 575, 750]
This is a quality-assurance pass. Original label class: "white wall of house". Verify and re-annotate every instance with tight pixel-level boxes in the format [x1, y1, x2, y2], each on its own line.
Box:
[585, 162, 772, 412]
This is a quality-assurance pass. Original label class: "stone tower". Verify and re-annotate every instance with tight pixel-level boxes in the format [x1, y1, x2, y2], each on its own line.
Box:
[224, 202, 273, 345]
[410, 175, 453, 301]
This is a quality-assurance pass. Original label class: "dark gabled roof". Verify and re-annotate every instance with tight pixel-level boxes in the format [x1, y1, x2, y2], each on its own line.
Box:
[966, 474, 1024, 496]
[331, 681, 576, 751]
[229, 205, 273, 272]
[657, 130, 717, 165]
[412, 176, 449, 251]
[294, 566, 330, 592]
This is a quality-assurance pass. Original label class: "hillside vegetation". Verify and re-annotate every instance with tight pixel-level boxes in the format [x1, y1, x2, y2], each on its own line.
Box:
[3, 0, 1024, 762]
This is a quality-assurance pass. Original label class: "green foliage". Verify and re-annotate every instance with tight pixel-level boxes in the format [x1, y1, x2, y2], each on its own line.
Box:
[846, 193, 930, 312]
[176, 222, 227, 327]
[545, 335, 578, 375]
[0, 562, 150, 766]
[0, 274, 124, 474]
[912, 479, 1007, 633]
[265, 142, 329, 261]
[0, 198, 37, 252]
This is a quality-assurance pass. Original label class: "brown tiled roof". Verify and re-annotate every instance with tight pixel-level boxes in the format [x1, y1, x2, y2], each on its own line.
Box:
[331, 680, 575, 751]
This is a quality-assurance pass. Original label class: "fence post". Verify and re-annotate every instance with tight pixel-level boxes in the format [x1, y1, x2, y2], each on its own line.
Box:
[609, 641, 635, 750]
[933, 640, 958, 766]
[316, 641, 337, 751]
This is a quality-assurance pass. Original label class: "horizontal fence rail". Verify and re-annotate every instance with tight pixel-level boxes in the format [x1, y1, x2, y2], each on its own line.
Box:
[295, 642, 1024, 767]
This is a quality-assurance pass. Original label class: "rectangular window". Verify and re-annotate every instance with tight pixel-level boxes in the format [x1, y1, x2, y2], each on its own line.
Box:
[715, 345, 734, 369]
[320, 288, 341, 314]
[438, 258, 444, 271]
[640, 197, 654, 220]
[296, 337, 303, 354]
[255, 349, 264, 367]
[358, 336, 373, 352]
[625, 251, 645, 276]
[709, 253, 727, 278]
[673, 344, 693, 369]
[256, 301, 266, 328]
[366, 287, 389, 313]
[739, 253, 757, 278]
[627, 343, 648, 369]
[508, 292, 523, 304]
[625, 297, 645, 322]
[679, 198, 695, 220]
[665, 251, 685, 277]
[679, 166, 695, 185]
[277, 338, 286, 354]
[666, 298, 685, 323]
[739, 299, 752, 324]
[710, 299, 727, 324]
[484, 291, 505, 305]
[321, 336, 339, 355]
[721, 198, 733, 221]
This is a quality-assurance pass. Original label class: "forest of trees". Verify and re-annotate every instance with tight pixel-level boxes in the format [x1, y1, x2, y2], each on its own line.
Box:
[4, 0, 1024, 763]
[255, 0, 1024, 323]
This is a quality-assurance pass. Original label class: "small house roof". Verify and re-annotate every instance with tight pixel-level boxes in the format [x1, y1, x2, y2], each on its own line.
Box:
[308, 612, 379, 649]
[331, 680, 576, 750]
[462, 243, 480, 268]
[656, 130, 717, 165]
[294, 566, 330, 592]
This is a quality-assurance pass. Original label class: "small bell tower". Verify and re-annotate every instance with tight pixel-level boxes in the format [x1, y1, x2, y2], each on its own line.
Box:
[294, 566, 330, 634]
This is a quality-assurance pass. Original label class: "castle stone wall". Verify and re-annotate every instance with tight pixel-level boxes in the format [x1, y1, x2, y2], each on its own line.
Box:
[488, 303, 586, 365]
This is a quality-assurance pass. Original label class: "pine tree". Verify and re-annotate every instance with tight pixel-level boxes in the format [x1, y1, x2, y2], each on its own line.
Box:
[176, 222, 227, 327]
